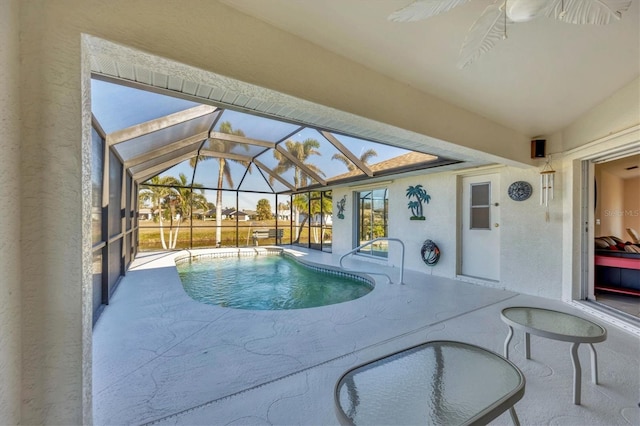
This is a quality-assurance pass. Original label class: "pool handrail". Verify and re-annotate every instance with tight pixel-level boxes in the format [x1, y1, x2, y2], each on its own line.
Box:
[339, 237, 405, 285]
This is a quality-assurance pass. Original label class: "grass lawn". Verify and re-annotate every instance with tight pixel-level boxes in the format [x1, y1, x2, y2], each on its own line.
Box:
[137, 218, 331, 250]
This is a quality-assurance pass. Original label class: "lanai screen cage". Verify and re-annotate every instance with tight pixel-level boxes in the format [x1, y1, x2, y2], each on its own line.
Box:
[91, 77, 459, 253]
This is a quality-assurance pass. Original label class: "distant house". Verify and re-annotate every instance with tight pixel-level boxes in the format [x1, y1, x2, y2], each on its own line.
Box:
[138, 208, 152, 220]
[315, 213, 332, 226]
[192, 208, 208, 220]
[221, 208, 250, 221]
[277, 207, 291, 221]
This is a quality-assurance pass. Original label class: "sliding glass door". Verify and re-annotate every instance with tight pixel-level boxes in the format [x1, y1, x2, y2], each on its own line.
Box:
[355, 188, 388, 258]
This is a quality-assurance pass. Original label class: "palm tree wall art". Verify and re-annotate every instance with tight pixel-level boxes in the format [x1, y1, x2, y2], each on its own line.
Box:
[406, 184, 431, 220]
[336, 195, 347, 219]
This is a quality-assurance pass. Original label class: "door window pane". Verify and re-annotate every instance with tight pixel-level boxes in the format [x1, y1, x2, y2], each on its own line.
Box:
[471, 183, 489, 206]
[470, 182, 490, 230]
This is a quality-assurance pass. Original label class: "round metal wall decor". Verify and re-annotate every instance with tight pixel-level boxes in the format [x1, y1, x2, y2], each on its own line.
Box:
[508, 181, 532, 201]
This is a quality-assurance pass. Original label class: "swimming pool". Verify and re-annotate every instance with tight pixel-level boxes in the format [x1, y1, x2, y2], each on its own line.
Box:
[176, 252, 374, 310]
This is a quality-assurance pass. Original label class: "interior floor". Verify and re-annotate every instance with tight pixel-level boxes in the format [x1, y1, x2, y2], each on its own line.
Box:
[595, 291, 640, 319]
[93, 248, 640, 425]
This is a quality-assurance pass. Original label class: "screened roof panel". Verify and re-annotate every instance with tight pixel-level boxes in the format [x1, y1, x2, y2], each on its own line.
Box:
[191, 157, 254, 190]
[112, 112, 214, 160]
[214, 109, 301, 142]
[154, 161, 196, 184]
[222, 160, 252, 190]
[287, 128, 365, 182]
[129, 145, 199, 176]
[254, 149, 289, 186]
[270, 180, 290, 193]
[91, 79, 200, 133]
[93, 76, 462, 195]
[330, 133, 418, 164]
[253, 168, 291, 193]
[255, 145, 321, 190]
[192, 158, 223, 189]
[203, 137, 267, 160]
[134, 152, 197, 183]
[236, 166, 276, 193]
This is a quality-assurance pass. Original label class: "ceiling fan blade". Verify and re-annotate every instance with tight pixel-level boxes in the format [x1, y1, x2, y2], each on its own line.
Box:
[544, 0, 632, 24]
[457, 4, 506, 69]
[388, 0, 472, 22]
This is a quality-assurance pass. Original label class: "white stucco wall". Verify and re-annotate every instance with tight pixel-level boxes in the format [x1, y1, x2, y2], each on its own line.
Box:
[10, 0, 639, 423]
[561, 77, 640, 151]
[499, 167, 563, 298]
[19, 3, 86, 424]
[384, 174, 458, 278]
[545, 77, 640, 155]
[0, 0, 22, 423]
[332, 165, 563, 299]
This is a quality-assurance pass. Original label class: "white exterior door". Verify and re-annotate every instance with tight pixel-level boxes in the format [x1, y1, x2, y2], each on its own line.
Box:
[461, 173, 500, 281]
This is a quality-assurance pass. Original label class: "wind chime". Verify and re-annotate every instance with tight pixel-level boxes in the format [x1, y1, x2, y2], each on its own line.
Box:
[540, 155, 556, 222]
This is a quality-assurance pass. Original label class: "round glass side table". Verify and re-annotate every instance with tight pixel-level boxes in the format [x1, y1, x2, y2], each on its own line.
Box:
[501, 306, 607, 405]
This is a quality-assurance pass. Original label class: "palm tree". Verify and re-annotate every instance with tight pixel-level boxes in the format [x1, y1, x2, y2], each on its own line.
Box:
[168, 173, 208, 249]
[139, 175, 179, 249]
[331, 148, 377, 171]
[294, 191, 333, 244]
[271, 138, 325, 241]
[190, 121, 250, 246]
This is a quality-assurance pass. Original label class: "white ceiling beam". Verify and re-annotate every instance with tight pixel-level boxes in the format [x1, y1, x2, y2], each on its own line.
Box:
[198, 149, 253, 163]
[107, 105, 217, 146]
[124, 131, 209, 168]
[209, 131, 275, 148]
[133, 152, 195, 182]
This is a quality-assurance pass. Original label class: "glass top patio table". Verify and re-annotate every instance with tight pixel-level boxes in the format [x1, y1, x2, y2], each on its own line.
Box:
[500, 306, 607, 405]
[334, 340, 525, 426]
[501, 307, 607, 343]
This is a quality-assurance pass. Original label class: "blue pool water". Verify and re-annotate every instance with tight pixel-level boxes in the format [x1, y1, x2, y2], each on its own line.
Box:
[176, 255, 373, 310]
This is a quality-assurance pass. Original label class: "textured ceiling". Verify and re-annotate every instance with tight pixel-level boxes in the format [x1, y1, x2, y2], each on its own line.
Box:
[220, 0, 639, 138]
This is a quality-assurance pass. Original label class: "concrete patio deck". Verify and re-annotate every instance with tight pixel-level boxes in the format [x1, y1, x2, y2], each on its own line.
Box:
[93, 247, 640, 425]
